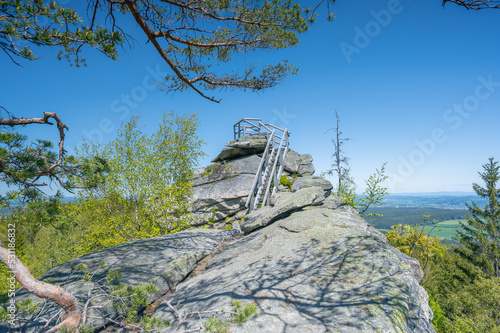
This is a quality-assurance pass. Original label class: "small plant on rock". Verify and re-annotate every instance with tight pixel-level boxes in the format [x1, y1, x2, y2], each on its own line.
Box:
[279, 175, 293, 189]
[203, 300, 258, 333]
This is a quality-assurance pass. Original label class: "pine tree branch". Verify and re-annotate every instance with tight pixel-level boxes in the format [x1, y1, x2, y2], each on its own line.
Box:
[0, 244, 82, 332]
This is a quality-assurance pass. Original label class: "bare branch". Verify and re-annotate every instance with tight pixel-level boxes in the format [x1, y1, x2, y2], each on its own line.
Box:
[0, 245, 82, 333]
[123, 0, 220, 102]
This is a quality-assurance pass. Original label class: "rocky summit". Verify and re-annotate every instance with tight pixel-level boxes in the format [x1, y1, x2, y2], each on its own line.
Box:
[1, 131, 436, 333]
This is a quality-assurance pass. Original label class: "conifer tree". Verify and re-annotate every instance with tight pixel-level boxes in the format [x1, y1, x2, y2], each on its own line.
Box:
[456, 157, 500, 278]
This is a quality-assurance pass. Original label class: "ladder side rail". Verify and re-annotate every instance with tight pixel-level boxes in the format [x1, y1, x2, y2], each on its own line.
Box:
[259, 133, 275, 195]
[252, 131, 276, 211]
[262, 151, 279, 206]
[262, 137, 283, 206]
[256, 132, 276, 207]
[248, 151, 266, 210]
[272, 130, 289, 197]
[252, 159, 271, 210]
[249, 159, 266, 211]
[259, 158, 275, 208]
[245, 130, 275, 209]
[264, 130, 287, 205]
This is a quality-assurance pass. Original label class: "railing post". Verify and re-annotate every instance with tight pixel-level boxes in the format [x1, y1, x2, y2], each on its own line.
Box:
[235, 118, 290, 212]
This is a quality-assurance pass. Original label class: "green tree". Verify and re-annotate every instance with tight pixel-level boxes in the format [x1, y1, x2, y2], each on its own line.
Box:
[422, 247, 500, 333]
[0, 1, 336, 330]
[0, 0, 122, 66]
[385, 216, 447, 272]
[456, 157, 500, 278]
[0, 113, 107, 203]
[2, 0, 335, 101]
[73, 111, 205, 253]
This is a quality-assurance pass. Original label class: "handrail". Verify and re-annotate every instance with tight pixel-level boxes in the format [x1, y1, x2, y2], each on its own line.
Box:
[235, 118, 290, 212]
[233, 118, 290, 140]
[245, 129, 275, 209]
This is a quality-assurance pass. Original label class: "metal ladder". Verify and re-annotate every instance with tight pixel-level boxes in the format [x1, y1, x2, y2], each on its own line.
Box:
[233, 119, 290, 212]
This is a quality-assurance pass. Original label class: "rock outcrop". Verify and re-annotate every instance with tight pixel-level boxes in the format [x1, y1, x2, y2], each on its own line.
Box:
[190, 154, 261, 225]
[154, 195, 434, 333]
[2, 230, 236, 333]
[189, 141, 318, 227]
[211, 135, 267, 162]
[291, 175, 334, 194]
[1, 134, 436, 333]
[284, 150, 315, 176]
[240, 186, 326, 233]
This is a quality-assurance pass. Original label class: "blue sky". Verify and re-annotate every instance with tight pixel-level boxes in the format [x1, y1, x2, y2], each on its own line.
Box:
[2, 0, 500, 194]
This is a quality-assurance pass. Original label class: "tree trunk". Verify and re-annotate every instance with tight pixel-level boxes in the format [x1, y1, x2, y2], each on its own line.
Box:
[0, 244, 82, 333]
[496, 257, 499, 278]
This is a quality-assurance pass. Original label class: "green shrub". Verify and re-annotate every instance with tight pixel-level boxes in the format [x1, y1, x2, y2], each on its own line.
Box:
[279, 175, 293, 188]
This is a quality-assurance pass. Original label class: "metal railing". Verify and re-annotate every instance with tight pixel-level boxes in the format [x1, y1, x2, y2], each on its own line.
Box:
[233, 118, 290, 212]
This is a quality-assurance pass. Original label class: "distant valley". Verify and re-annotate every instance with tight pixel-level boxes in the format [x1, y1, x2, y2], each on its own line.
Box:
[376, 192, 487, 209]
[365, 193, 484, 241]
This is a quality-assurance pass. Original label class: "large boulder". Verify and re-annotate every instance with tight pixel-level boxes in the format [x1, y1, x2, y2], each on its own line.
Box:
[153, 199, 435, 333]
[190, 155, 261, 224]
[240, 186, 326, 233]
[2, 229, 236, 333]
[211, 136, 267, 163]
[4, 193, 435, 333]
[225, 135, 267, 149]
[284, 150, 315, 176]
[291, 175, 334, 194]
[211, 147, 263, 162]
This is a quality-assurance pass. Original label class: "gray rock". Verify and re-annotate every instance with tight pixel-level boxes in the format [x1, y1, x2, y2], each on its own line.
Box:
[225, 135, 267, 149]
[190, 174, 254, 224]
[234, 210, 247, 220]
[284, 150, 301, 173]
[193, 155, 261, 187]
[240, 187, 326, 233]
[232, 220, 242, 234]
[277, 184, 289, 192]
[153, 207, 435, 333]
[298, 153, 313, 164]
[190, 156, 262, 225]
[291, 176, 333, 194]
[339, 204, 361, 216]
[211, 147, 264, 162]
[284, 150, 316, 176]
[321, 195, 346, 210]
[3, 229, 235, 333]
[298, 162, 315, 176]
